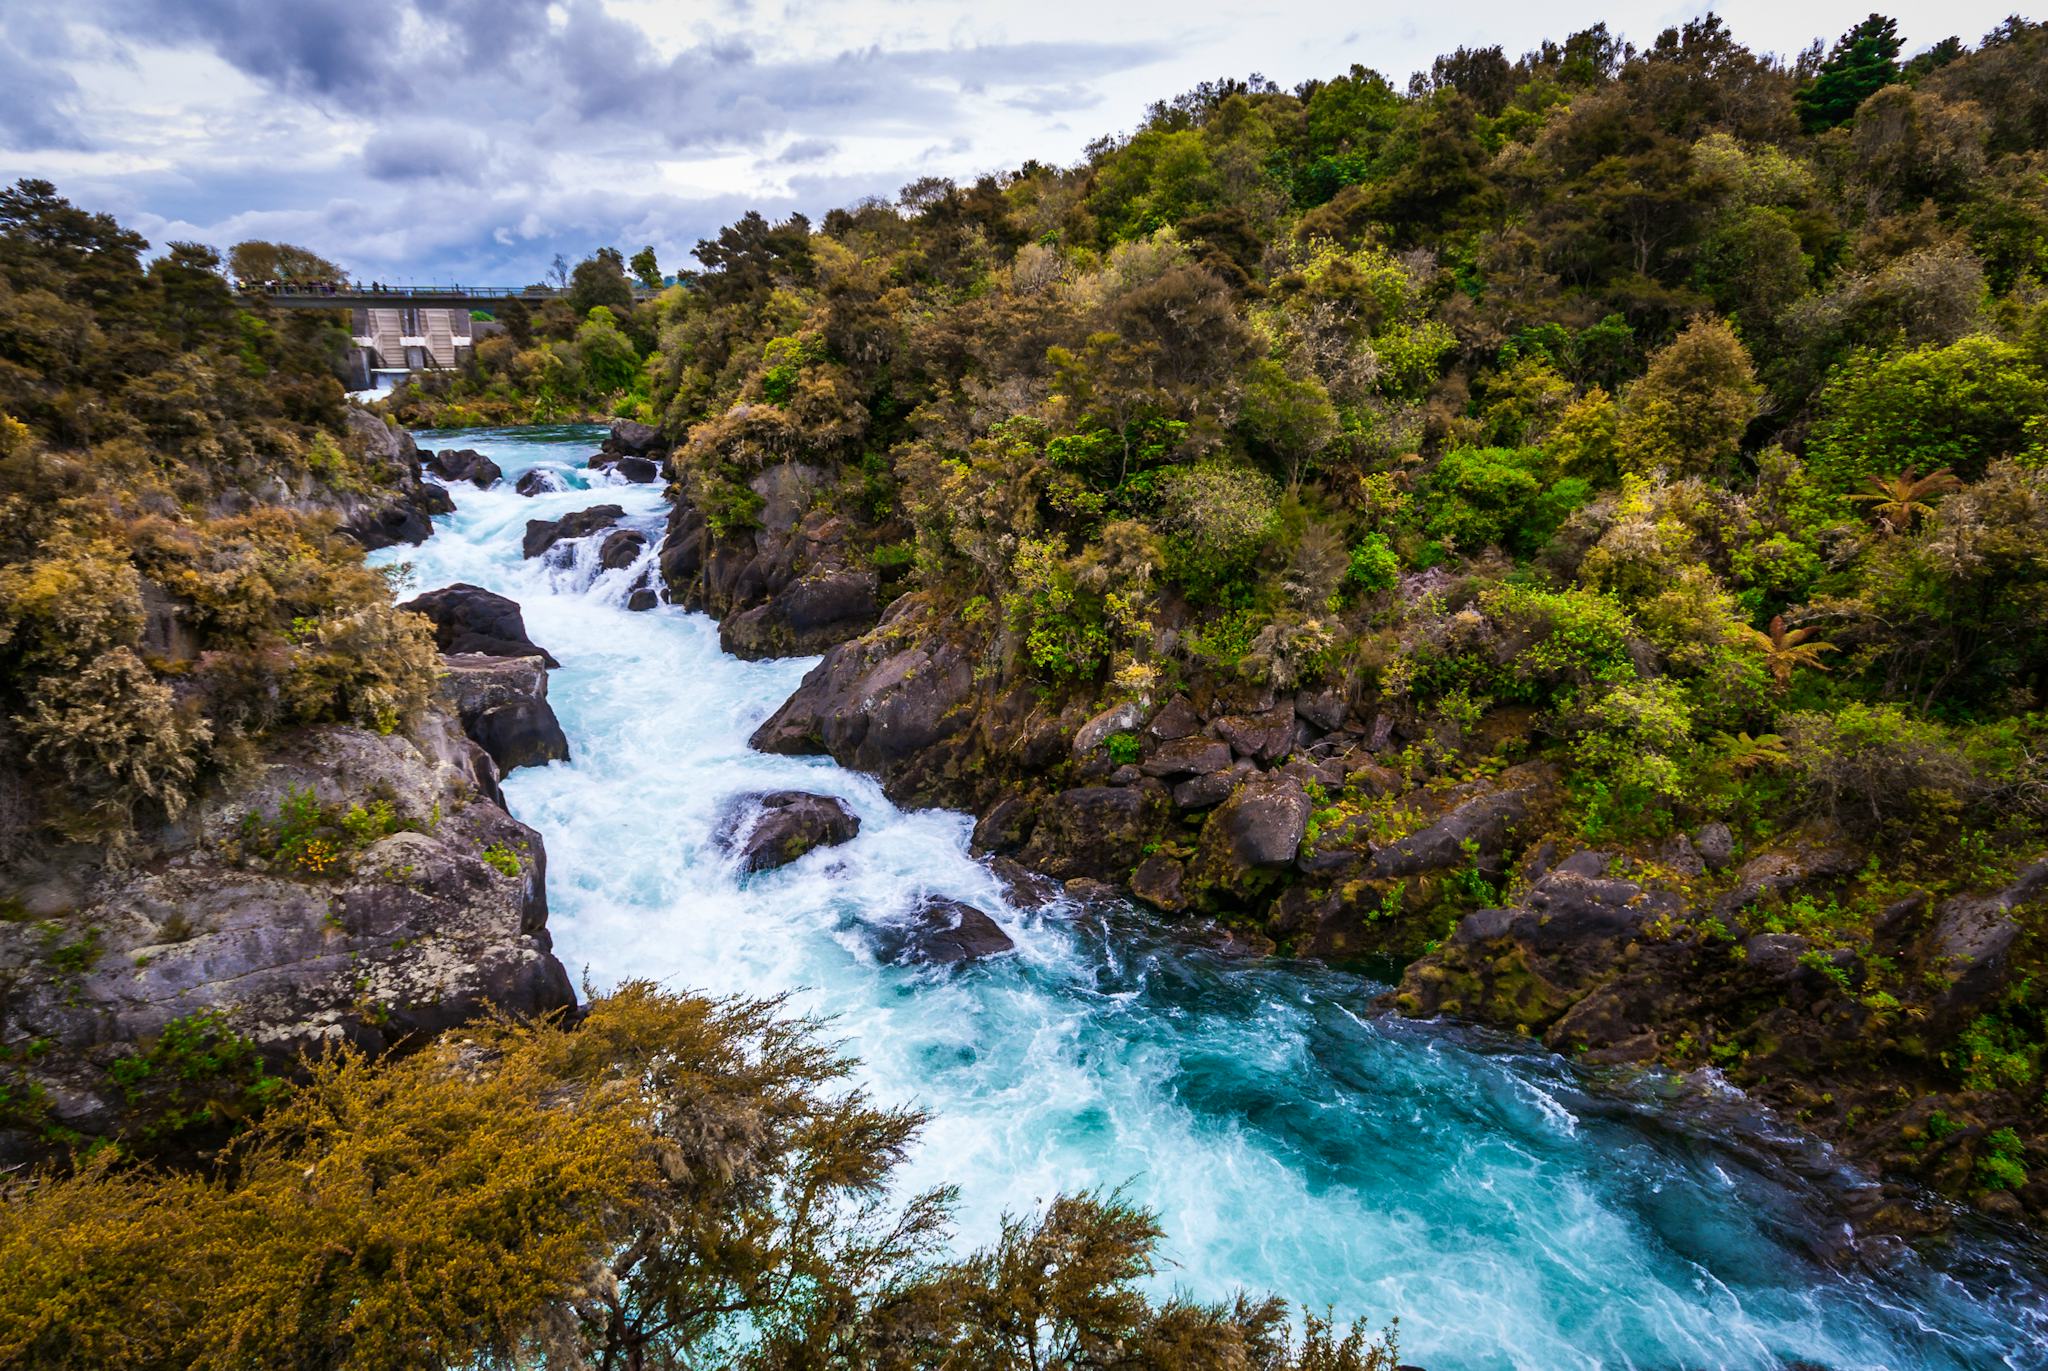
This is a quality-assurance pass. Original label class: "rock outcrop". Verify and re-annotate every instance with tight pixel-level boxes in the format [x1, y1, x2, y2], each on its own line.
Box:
[436, 653, 570, 775]
[0, 709, 575, 1162]
[422, 448, 503, 489]
[401, 584, 560, 667]
[525, 504, 626, 559]
[871, 898, 1014, 965]
[660, 461, 884, 659]
[714, 791, 861, 873]
[334, 406, 452, 550]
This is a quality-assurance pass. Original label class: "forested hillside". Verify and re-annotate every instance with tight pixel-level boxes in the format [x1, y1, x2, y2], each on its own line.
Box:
[401, 14, 2048, 1219]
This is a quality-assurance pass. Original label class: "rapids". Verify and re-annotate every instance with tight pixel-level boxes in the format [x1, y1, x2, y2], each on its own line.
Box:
[376, 424, 2048, 1371]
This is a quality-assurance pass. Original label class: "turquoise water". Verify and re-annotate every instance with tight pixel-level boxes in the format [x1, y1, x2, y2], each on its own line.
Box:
[378, 425, 2048, 1371]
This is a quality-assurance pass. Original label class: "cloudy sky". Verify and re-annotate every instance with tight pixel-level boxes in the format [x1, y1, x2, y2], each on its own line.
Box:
[0, 0, 2025, 283]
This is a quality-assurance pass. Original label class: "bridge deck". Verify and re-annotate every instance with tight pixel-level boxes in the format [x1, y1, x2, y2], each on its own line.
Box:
[242, 286, 662, 310]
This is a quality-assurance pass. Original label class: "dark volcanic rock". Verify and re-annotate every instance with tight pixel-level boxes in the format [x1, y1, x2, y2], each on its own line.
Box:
[659, 461, 884, 658]
[524, 504, 626, 559]
[335, 407, 446, 550]
[626, 589, 658, 611]
[1141, 736, 1232, 779]
[599, 529, 648, 570]
[872, 898, 1014, 965]
[609, 418, 663, 456]
[402, 584, 559, 667]
[515, 468, 565, 497]
[1368, 767, 1551, 877]
[591, 454, 661, 483]
[425, 448, 503, 488]
[436, 653, 570, 775]
[1016, 785, 1163, 881]
[1190, 771, 1310, 895]
[0, 712, 574, 1160]
[471, 699, 570, 772]
[717, 791, 861, 874]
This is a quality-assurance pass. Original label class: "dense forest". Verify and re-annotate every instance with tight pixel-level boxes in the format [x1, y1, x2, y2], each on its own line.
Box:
[395, 15, 2048, 1217]
[6, 6, 2048, 1363]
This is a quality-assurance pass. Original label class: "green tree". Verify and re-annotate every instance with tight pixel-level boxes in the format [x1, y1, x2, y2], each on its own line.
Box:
[226, 239, 346, 285]
[1617, 316, 1761, 477]
[1796, 14, 1904, 132]
[629, 245, 662, 290]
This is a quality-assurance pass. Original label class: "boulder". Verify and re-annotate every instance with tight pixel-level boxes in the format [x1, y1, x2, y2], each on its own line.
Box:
[1691, 821, 1736, 870]
[716, 791, 861, 874]
[1294, 688, 1349, 732]
[515, 468, 565, 497]
[1141, 736, 1232, 779]
[609, 419, 663, 456]
[401, 584, 559, 668]
[416, 484, 456, 516]
[626, 589, 658, 612]
[471, 699, 570, 772]
[1172, 767, 1244, 810]
[872, 898, 1014, 965]
[1368, 771, 1548, 878]
[1926, 859, 2048, 1028]
[599, 529, 647, 570]
[591, 455, 661, 483]
[1016, 785, 1162, 881]
[425, 448, 502, 488]
[1193, 772, 1310, 890]
[1130, 854, 1188, 912]
[1212, 705, 1296, 763]
[1072, 700, 1147, 758]
[523, 504, 626, 559]
[1145, 696, 1202, 742]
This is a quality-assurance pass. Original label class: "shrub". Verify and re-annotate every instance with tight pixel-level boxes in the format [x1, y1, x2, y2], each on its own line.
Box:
[1805, 336, 2048, 491]
[1153, 461, 1279, 599]
[16, 648, 210, 823]
[1783, 702, 1976, 833]
[1345, 532, 1401, 595]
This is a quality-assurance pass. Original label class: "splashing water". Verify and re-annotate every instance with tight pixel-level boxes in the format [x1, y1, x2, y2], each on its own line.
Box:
[376, 425, 2048, 1371]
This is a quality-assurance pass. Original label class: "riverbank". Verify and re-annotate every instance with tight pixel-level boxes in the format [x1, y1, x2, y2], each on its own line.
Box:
[383, 422, 2048, 1368]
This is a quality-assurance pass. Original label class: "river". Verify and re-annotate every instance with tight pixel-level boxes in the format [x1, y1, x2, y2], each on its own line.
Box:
[375, 423, 2047, 1371]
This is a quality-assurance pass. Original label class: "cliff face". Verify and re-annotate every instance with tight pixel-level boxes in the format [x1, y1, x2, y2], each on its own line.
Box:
[0, 703, 573, 1162]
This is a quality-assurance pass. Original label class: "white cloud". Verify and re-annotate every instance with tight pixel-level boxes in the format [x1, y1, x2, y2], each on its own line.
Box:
[0, 0, 2029, 282]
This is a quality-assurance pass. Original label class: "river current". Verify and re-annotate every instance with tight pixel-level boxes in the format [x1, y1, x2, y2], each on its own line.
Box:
[376, 424, 2047, 1371]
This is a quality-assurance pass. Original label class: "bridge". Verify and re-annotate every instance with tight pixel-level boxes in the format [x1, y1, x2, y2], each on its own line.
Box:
[244, 283, 665, 390]
[244, 284, 662, 310]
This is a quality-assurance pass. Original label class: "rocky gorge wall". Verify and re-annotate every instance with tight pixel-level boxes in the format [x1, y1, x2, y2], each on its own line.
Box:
[654, 470, 2048, 1231]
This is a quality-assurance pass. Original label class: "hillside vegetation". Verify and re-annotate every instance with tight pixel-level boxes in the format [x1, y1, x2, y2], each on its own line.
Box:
[399, 15, 2048, 1216]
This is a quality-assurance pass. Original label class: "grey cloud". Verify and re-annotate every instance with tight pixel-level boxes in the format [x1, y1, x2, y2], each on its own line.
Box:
[1004, 82, 1105, 116]
[362, 126, 491, 184]
[775, 138, 840, 164]
[0, 6, 92, 150]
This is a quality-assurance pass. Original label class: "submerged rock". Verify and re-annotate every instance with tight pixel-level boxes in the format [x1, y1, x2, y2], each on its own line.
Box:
[402, 584, 560, 668]
[524, 504, 626, 559]
[716, 791, 861, 873]
[515, 468, 565, 497]
[871, 897, 1014, 965]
